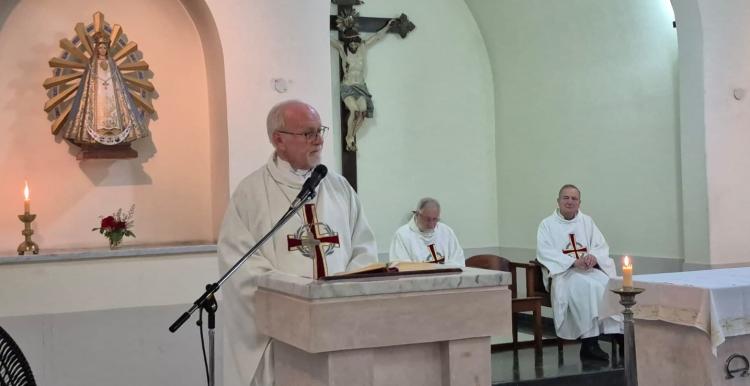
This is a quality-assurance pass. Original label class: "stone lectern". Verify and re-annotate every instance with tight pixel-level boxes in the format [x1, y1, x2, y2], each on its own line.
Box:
[255, 267, 512, 386]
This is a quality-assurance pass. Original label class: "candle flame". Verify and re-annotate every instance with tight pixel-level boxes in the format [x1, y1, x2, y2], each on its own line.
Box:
[23, 181, 29, 201]
[623, 255, 631, 267]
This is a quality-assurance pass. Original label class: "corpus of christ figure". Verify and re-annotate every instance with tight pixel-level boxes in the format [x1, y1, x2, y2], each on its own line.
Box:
[330, 18, 396, 152]
[330, 3, 415, 189]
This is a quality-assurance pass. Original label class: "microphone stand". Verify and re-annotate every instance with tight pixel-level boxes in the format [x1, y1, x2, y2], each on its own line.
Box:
[169, 190, 316, 386]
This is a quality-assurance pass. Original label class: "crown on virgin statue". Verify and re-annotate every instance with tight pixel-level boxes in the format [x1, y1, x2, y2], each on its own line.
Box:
[92, 32, 110, 46]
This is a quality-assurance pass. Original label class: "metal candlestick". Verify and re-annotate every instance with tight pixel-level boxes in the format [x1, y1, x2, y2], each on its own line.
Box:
[611, 287, 645, 386]
[17, 213, 39, 255]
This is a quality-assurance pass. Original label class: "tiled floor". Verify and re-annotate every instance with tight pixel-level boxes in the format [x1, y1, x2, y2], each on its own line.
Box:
[491, 322, 624, 386]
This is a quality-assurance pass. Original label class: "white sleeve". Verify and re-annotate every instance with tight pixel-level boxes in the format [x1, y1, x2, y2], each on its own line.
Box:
[217, 191, 275, 281]
[388, 229, 413, 262]
[589, 220, 615, 277]
[445, 227, 465, 267]
[345, 184, 379, 270]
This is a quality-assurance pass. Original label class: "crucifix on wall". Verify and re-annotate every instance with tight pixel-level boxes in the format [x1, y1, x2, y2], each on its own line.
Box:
[330, 0, 415, 190]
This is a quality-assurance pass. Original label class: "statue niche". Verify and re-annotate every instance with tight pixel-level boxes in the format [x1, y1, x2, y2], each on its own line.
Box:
[43, 11, 156, 160]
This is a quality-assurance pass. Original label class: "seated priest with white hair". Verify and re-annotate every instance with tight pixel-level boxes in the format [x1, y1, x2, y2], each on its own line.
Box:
[388, 197, 465, 266]
[217, 99, 378, 386]
[536, 184, 624, 363]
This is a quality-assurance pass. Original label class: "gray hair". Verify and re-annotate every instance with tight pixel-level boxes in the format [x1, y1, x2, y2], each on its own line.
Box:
[266, 99, 305, 141]
[558, 184, 581, 199]
[415, 197, 440, 213]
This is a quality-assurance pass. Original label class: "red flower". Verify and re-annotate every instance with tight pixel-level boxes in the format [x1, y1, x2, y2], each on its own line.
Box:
[101, 216, 116, 229]
[92, 205, 136, 247]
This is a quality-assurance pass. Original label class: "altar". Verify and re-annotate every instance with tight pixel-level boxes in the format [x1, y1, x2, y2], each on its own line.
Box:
[254, 267, 512, 386]
[601, 268, 750, 386]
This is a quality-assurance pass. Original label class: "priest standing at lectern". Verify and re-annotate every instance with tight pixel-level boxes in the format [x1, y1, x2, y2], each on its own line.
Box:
[217, 100, 378, 386]
[536, 184, 623, 363]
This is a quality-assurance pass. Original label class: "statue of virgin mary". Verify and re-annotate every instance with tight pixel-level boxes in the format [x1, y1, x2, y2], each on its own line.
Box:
[62, 32, 148, 146]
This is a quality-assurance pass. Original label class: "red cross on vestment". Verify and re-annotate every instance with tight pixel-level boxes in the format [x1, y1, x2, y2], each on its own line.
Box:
[562, 233, 587, 259]
[427, 244, 445, 264]
[287, 203, 341, 280]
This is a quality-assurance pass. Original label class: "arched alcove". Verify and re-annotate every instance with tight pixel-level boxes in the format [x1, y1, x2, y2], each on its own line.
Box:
[670, 0, 710, 267]
[0, 0, 228, 249]
[672, 0, 750, 267]
[180, 0, 229, 239]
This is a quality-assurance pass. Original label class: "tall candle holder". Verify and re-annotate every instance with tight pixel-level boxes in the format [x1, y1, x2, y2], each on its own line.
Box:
[611, 287, 645, 386]
[17, 212, 39, 255]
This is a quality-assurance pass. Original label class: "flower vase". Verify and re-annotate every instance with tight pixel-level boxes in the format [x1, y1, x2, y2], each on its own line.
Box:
[94, 206, 136, 249]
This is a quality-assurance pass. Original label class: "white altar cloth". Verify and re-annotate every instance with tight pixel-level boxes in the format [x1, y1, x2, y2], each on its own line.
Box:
[601, 267, 750, 354]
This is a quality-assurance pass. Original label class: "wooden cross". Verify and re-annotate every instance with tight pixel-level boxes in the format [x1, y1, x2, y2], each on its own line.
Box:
[427, 243, 445, 264]
[562, 233, 588, 259]
[287, 203, 341, 279]
[330, 1, 415, 190]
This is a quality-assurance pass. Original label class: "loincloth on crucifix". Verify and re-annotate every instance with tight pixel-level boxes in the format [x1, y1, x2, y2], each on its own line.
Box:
[330, 2, 416, 190]
[340, 84, 373, 117]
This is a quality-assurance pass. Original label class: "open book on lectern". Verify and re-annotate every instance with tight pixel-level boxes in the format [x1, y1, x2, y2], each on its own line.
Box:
[322, 261, 462, 281]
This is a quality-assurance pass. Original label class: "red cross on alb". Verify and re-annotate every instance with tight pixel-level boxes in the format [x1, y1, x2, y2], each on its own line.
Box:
[562, 233, 587, 259]
[427, 244, 445, 264]
[287, 203, 341, 279]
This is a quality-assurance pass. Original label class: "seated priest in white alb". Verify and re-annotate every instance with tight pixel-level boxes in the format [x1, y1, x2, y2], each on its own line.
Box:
[217, 100, 378, 386]
[536, 184, 623, 363]
[388, 197, 465, 266]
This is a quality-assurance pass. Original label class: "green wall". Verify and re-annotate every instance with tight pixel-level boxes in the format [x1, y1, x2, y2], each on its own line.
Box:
[332, 0, 500, 255]
[465, 0, 683, 259]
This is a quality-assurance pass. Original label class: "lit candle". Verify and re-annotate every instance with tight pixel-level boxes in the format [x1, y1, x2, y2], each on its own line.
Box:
[622, 255, 633, 288]
[23, 181, 30, 214]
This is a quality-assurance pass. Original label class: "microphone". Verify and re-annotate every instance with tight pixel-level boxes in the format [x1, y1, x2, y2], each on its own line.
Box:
[290, 164, 328, 208]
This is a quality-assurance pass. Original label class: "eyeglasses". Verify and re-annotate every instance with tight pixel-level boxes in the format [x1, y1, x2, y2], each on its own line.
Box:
[276, 126, 329, 142]
[417, 212, 440, 223]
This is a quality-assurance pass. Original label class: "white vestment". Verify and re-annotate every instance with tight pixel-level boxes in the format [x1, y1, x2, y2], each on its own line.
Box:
[218, 155, 378, 386]
[388, 217, 465, 267]
[536, 210, 623, 340]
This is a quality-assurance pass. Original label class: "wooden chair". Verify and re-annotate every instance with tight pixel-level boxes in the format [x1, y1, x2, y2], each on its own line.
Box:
[466, 254, 543, 353]
[528, 260, 621, 357]
[526, 259, 565, 352]
[526, 260, 552, 307]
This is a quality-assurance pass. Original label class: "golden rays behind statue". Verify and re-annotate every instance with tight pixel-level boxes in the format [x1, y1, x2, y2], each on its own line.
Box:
[43, 11, 156, 160]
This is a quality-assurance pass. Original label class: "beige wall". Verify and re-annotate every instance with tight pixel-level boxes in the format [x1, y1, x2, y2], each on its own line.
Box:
[0, 0, 338, 252]
[208, 0, 335, 192]
[0, 0, 217, 249]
